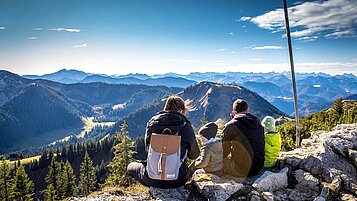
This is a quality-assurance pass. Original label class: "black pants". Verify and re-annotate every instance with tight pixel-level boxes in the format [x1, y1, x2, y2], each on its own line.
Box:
[127, 162, 189, 189]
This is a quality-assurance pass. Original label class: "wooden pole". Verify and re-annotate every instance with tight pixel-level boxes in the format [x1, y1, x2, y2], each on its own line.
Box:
[283, 0, 301, 147]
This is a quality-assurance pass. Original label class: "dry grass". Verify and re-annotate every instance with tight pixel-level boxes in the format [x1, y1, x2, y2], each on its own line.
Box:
[1, 155, 41, 170]
[101, 184, 150, 196]
[76, 117, 115, 138]
[91, 184, 152, 200]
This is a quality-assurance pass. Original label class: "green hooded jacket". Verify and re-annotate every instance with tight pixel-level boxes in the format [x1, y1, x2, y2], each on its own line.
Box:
[264, 132, 281, 167]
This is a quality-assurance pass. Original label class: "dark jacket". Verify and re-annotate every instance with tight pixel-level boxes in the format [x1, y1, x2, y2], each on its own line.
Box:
[144, 110, 200, 187]
[222, 113, 265, 176]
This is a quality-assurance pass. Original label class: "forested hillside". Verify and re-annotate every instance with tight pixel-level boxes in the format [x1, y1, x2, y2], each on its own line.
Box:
[278, 98, 357, 150]
[112, 81, 286, 139]
[0, 84, 91, 154]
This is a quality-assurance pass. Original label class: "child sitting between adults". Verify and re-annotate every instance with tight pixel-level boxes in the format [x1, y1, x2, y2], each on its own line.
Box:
[261, 116, 282, 168]
[191, 122, 223, 176]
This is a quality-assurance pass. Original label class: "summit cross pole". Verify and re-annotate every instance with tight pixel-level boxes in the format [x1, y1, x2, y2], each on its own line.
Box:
[283, 0, 301, 147]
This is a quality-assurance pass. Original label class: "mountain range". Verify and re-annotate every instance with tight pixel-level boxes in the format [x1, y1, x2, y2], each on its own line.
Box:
[22, 69, 357, 116]
[24, 69, 196, 88]
[1, 70, 286, 154]
[0, 70, 180, 153]
[112, 81, 285, 139]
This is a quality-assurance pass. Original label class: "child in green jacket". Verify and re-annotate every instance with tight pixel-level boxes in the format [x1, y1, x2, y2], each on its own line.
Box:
[261, 116, 282, 167]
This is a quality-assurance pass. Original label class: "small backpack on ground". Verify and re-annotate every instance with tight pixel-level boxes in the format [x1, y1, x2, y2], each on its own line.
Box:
[147, 123, 187, 180]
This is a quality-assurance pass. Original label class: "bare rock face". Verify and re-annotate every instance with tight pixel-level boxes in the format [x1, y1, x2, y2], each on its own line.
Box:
[273, 188, 318, 201]
[294, 169, 320, 192]
[279, 123, 357, 197]
[149, 186, 190, 201]
[68, 192, 149, 201]
[193, 173, 244, 201]
[340, 193, 357, 201]
[252, 167, 289, 192]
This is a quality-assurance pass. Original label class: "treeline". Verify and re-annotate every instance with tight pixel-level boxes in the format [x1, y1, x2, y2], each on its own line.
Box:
[0, 84, 85, 153]
[0, 160, 34, 201]
[0, 121, 139, 200]
[42, 152, 97, 200]
[278, 98, 357, 150]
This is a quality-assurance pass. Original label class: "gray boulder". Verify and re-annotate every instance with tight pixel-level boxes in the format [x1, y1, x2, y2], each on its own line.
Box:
[149, 186, 190, 201]
[274, 189, 318, 201]
[294, 169, 320, 192]
[193, 173, 244, 201]
[252, 167, 289, 192]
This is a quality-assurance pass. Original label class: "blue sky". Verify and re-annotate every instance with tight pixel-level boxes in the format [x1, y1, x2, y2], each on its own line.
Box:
[0, 0, 356, 75]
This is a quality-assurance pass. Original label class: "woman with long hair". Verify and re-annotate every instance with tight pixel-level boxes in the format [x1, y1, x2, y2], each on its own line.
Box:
[127, 95, 199, 188]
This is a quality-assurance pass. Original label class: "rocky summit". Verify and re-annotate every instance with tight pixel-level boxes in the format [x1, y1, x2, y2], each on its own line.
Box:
[70, 124, 357, 201]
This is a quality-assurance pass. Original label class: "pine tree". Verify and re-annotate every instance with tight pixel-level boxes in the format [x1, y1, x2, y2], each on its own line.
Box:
[0, 159, 11, 201]
[200, 115, 208, 127]
[60, 161, 78, 198]
[332, 98, 343, 116]
[78, 151, 97, 196]
[44, 156, 61, 201]
[9, 165, 34, 201]
[43, 184, 56, 201]
[68, 144, 75, 163]
[105, 121, 136, 187]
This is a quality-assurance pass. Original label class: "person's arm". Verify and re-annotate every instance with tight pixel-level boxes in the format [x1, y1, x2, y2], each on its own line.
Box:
[222, 125, 233, 159]
[195, 146, 211, 168]
[186, 123, 200, 160]
[144, 123, 152, 152]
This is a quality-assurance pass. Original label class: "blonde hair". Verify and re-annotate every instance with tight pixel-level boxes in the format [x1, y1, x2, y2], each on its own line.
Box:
[164, 96, 186, 113]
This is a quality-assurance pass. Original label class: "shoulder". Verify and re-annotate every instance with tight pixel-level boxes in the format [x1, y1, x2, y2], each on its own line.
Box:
[223, 119, 238, 132]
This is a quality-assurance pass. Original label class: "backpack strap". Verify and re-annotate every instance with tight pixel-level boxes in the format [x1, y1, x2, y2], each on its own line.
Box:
[175, 122, 187, 135]
[176, 122, 188, 162]
[181, 149, 188, 163]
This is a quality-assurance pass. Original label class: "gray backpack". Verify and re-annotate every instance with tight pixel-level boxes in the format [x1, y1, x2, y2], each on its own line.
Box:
[147, 123, 187, 180]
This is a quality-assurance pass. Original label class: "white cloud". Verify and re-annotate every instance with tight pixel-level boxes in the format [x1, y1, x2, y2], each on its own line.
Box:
[250, 58, 263, 61]
[33, 28, 43, 31]
[73, 43, 87, 48]
[252, 46, 283, 50]
[215, 48, 226, 51]
[229, 32, 234, 35]
[248, 0, 357, 40]
[325, 30, 357, 38]
[0, 26, 5, 30]
[240, 16, 252, 21]
[49, 28, 81, 32]
[27, 36, 38, 40]
[295, 36, 319, 41]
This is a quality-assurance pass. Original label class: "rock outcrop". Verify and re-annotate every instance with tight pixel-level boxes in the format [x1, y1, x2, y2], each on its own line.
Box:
[278, 123, 357, 199]
[68, 124, 357, 201]
[193, 173, 244, 201]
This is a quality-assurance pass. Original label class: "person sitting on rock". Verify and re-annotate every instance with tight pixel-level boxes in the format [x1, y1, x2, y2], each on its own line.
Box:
[222, 99, 265, 177]
[190, 122, 224, 176]
[127, 95, 200, 188]
[261, 116, 281, 168]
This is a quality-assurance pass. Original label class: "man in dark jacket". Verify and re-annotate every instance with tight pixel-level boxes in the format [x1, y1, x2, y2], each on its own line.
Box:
[127, 96, 200, 188]
[222, 99, 265, 177]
